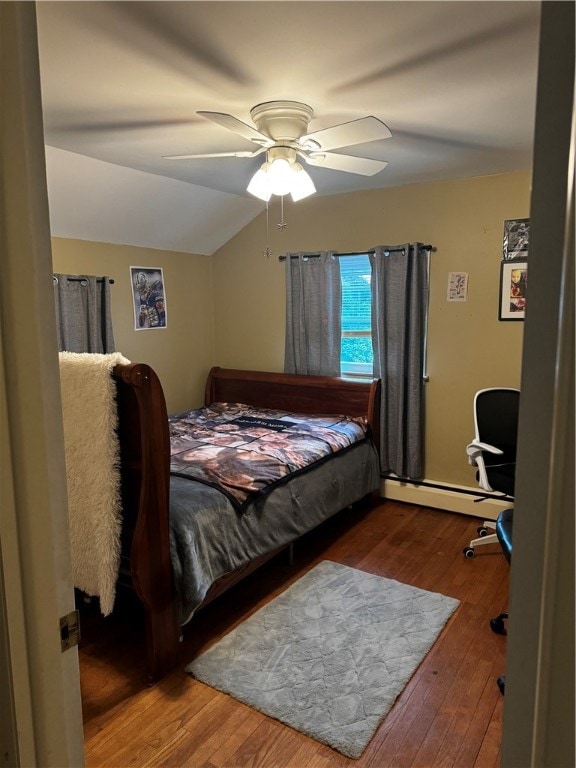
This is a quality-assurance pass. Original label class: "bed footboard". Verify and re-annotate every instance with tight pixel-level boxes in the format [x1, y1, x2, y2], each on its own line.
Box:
[112, 363, 179, 684]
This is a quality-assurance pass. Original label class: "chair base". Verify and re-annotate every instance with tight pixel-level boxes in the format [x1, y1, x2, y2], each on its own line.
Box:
[490, 611, 508, 635]
[463, 521, 498, 557]
[497, 675, 506, 695]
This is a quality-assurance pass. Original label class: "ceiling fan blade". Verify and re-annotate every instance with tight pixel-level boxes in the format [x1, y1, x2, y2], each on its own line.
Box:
[197, 111, 271, 145]
[303, 116, 391, 151]
[163, 147, 266, 160]
[305, 152, 388, 176]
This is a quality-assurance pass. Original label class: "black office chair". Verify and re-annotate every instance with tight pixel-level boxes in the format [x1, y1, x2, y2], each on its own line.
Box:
[463, 387, 519, 557]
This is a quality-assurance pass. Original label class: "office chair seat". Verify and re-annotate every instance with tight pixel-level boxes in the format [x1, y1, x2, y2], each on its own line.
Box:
[483, 462, 516, 498]
[496, 507, 513, 563]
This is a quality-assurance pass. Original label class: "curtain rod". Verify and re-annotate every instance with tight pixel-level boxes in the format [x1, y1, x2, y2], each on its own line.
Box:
[278, 245, 435, 262]
[53, 276, 114, 284]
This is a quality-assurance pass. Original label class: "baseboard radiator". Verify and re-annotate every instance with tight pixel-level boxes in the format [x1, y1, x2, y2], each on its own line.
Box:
[380, 476, 512, 521]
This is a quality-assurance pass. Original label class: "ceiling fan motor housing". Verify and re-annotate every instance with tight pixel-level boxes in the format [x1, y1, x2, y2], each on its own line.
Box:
[250, 101, 314, 142]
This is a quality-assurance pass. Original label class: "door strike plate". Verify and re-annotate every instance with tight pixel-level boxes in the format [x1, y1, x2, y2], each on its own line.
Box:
[60, 610, 80, 652]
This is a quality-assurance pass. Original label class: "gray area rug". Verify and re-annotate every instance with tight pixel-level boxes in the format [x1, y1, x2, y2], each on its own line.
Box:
[186, 560, 460, 759]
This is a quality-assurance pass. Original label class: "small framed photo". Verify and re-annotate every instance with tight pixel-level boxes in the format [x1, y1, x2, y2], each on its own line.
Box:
[447, 272, 469, 302]
[499, 260, 527, 321]
[503, 218, 530, 260]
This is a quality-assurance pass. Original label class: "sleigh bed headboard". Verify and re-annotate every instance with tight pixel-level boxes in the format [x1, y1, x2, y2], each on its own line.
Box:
[205, 367, 381, 453]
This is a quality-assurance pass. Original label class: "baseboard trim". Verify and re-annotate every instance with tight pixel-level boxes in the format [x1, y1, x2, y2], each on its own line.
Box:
[380, 477, 512, 520]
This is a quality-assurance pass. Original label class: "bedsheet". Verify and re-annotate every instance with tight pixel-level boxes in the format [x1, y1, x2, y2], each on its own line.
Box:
[169, 402, 369, 509]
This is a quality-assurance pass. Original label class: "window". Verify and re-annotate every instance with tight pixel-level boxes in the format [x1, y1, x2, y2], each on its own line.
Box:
[340, 254, 373, 377]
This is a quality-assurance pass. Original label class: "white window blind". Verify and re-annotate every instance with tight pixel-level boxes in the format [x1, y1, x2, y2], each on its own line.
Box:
[340, 254, 373, 377]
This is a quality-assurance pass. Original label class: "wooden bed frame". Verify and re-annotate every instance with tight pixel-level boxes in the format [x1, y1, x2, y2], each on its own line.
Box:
[111, 364, 381, 684]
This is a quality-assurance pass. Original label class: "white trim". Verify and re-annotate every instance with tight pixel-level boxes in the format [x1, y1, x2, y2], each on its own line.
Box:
[1, 4, 85, 765]
[0, 373, 35, 766]
[381, 477, 512, 520]
[340, 361, 373, 376]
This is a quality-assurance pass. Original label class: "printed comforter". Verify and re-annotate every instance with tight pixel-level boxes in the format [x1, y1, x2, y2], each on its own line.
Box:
[169, 402, 369, 509]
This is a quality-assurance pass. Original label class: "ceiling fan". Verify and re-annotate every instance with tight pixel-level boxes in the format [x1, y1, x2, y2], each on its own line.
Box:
[163, 101, 391, 201]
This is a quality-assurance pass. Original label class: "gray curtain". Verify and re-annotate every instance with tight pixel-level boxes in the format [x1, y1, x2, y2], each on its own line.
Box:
[370, 244, 429, 479]
[284, 252, 342, 376]
[53, 274, 115, 353]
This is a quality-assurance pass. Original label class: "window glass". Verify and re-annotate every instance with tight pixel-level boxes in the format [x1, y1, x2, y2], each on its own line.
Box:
[340, 254, 373, 376]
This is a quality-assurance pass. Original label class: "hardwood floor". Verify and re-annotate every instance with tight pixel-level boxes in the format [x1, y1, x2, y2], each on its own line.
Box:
[78, 500, 509, 767]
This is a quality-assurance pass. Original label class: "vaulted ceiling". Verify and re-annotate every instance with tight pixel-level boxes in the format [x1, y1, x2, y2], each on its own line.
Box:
[35, 1, 541, 254]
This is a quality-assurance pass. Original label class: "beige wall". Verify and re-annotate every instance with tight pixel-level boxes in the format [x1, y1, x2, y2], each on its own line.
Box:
[51, 239, 214, 412]
[51, 171, 530, 486]
[212, 170, 531, 487]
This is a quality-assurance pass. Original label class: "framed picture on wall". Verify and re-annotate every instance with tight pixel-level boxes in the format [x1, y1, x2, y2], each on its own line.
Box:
[502, 218, 530, 260]
[499, 259, 527, 321]
[130, 267, 167, 330]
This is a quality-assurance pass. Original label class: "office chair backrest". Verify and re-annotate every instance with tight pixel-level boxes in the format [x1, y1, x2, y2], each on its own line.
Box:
[474, 388, 520, 459]
[474, 388, 520, 495]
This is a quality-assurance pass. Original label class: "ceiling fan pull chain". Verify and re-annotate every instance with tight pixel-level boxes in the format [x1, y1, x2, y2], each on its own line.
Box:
[263, 201, 273, 259]
[277, 195, 287, 231]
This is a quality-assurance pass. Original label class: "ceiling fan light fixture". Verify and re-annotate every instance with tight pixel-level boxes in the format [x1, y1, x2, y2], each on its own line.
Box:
[247, 155, 316, 202]
[246, 165, 272, 201]
[289, 164, 316, 202]
[266, 157, 295, 196]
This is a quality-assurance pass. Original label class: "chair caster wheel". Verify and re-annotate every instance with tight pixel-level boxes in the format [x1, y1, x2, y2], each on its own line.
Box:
[490, 615, 508, 635]
[497, 675, 506, 695]
[477, 526, 489, 537]
[463, 546, 475, 558]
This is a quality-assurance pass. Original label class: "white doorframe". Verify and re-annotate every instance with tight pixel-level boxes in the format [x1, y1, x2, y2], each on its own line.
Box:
[501, 2, 575, 766]
[0, 3, 84, 766]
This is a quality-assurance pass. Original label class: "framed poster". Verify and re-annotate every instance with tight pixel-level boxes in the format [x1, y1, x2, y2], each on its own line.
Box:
[130, 267, 167, 329]
[502, 218, 530, 260]
[499, 260, 527, 320]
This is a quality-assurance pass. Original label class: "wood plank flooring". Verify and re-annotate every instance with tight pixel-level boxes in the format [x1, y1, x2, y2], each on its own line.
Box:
[78, 500, 509, 768]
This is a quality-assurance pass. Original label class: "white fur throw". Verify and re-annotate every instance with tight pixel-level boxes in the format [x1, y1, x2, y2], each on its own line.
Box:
[59, 352, 130, 615]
